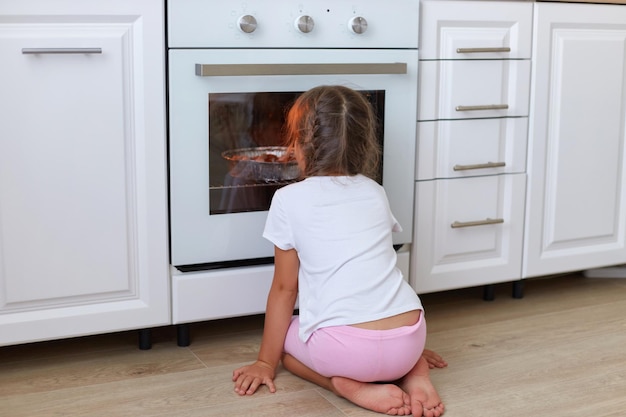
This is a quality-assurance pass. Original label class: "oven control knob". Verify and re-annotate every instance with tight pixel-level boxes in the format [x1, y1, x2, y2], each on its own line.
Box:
[295, 15, 315, 33]
[349, 16, 368, 34]
[238, 15, 257, 33]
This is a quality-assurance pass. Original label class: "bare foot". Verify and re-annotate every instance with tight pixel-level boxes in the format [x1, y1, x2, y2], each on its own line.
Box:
[398, 357, 445, 417]
[331, 376, 412, 416]
[422, 349, 448, 369]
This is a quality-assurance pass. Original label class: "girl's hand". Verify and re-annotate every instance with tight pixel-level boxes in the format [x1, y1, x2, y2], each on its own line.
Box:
[422, 349, 448, 369]
[232, 360, 277, 395]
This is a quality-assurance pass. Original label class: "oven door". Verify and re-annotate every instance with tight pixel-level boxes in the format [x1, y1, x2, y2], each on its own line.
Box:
[169, 48, 418, 268]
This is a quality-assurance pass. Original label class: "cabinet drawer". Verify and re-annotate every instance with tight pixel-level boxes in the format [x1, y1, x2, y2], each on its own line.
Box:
[417, 117, 528, 180]
[418, 59, 531, 121]
[411, 174, 525, 294]
[420, 0, 533, 60]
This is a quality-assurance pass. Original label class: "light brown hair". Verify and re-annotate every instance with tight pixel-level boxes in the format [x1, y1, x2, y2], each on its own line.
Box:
[284, 85, 381, 180]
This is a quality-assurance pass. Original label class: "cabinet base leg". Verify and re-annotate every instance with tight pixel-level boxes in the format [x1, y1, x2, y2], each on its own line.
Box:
[177, 324, 191, 347]
[483, 284, 495, 301]
[512, 280, 524, 299]
[138, 329, 152, 350]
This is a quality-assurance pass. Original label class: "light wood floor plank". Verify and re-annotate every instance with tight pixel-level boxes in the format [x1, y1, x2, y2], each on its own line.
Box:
[0, 344, 204, 396]
[154, 390, 346, 417]
[1, 273, 625, 417]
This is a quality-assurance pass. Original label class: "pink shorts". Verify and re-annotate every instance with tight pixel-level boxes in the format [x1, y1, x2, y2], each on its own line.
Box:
[283, 313, 426, 382]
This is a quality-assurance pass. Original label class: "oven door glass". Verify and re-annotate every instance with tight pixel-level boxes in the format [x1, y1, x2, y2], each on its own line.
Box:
[208, 90, 384, 216]
[169, 49, 418, 267]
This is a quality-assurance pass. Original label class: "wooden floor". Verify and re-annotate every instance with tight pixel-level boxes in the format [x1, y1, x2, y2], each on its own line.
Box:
[1, 272, 626, 417]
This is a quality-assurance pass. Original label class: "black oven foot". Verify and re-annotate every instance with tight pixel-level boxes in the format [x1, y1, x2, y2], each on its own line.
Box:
[483, 280, 525, 301]
[177, 324, 191, 347]
[138, 329, 152, 350]
[512, 280, 525, 299]
[482, 284, 496, 301]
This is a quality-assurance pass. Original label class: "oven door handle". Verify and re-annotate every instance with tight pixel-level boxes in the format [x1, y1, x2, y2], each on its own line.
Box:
[195, 63, 407, 77]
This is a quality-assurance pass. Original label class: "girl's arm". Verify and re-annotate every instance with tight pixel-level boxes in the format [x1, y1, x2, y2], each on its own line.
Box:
[232, 246, 299, 395]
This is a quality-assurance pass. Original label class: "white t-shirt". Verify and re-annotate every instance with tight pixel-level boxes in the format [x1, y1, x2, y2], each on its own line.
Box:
[263, 174, 423, 342]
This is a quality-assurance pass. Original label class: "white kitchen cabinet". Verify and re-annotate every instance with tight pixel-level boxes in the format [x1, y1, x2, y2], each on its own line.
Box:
[0, 0, 169, 346]
[412, 1, 532, 295]
[419, 0, 532, 60]
[412, 174, 526, 294]
[523, 2, 626, 278]
[418, 59, 531, 121]
[417, 117, 528, 180]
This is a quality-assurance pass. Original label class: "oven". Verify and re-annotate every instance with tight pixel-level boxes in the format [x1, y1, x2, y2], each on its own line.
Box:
[167, 0, 419, 270]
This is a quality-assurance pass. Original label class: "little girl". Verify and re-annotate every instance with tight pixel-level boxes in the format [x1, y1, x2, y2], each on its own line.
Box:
[232, 85, 445, 417]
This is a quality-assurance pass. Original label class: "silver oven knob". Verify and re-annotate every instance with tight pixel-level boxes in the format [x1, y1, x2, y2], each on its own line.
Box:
[238, 15, 257, 33]
[295, 15, 314, 33]
[349, 16, 368, 34]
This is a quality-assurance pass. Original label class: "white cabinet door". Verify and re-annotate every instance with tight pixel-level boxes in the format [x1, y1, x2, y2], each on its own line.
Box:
[0, 0, 169, 346]
[524, 3, 626, 278]
[412, 174, 526, 294]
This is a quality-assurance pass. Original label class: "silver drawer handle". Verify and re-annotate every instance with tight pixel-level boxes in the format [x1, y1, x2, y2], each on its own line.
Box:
[195, 63, 407, 77]
[456, 104, 509, 112]
[456, 47, 511, 54]
[453, 162, 506, 171]
[451, 218, 504, 228]
[22, 48, 102, 54]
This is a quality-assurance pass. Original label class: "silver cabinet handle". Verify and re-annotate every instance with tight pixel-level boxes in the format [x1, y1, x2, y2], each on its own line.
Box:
[453, 162, 506, 171]
[456, 47, 511, 54]
[22, 48, 102, 54]
[455, 104, 509, 112]
[195, 63, 407, 77]
[451, 218, 504, 228]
